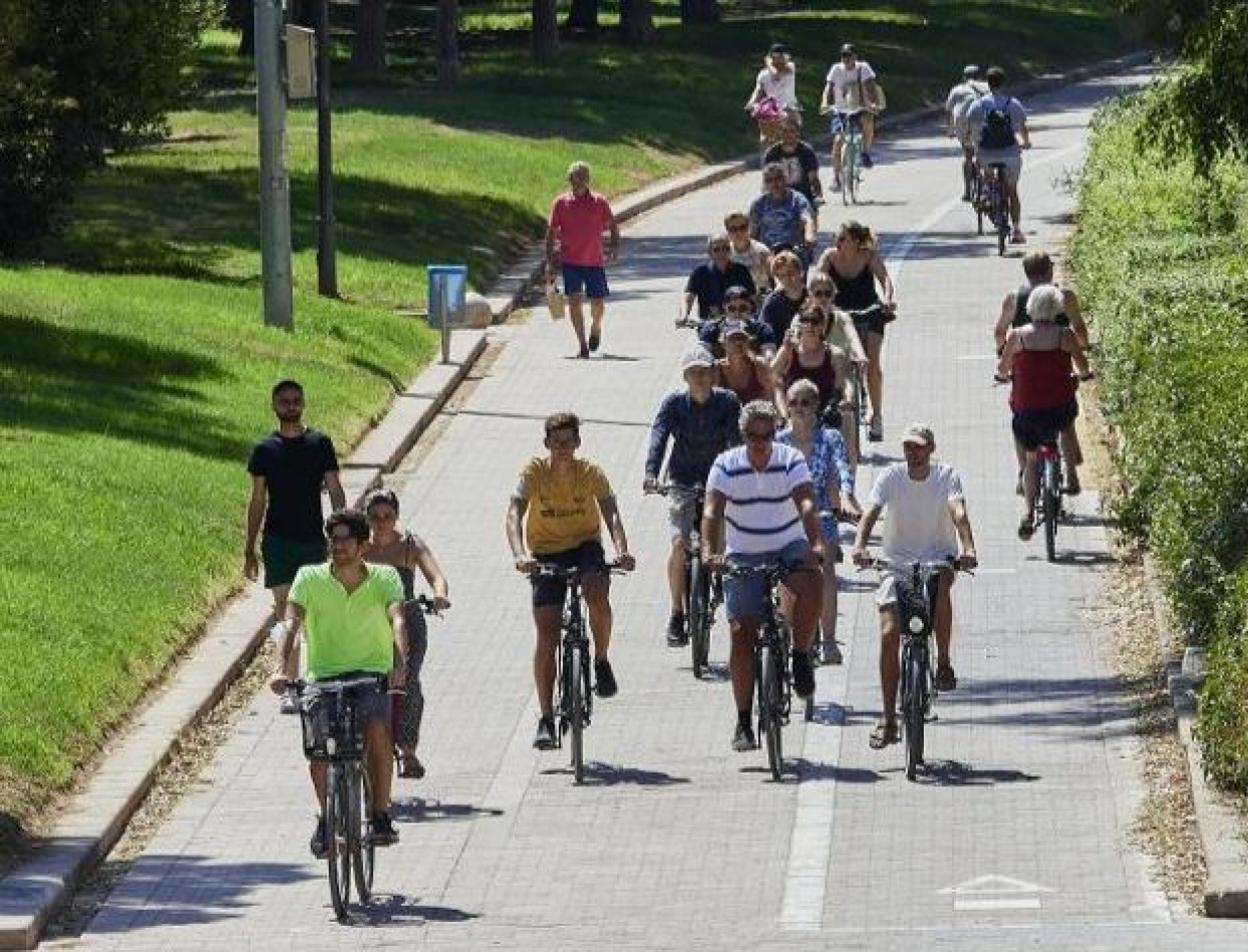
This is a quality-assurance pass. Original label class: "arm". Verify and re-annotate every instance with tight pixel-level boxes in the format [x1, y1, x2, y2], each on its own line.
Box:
[270, 600, 305, 691]
[1062, 328, 1092, 376]
[544, 222, 559, 272]
[1063, 288, 1090, 349]
[996, 329, 1021, 379]
[949, 497, 978, 567]
[605, 211, 620, 263]
[870, 253, 895, 305]
[834, 309, 868, 363]
[645, 398, 674, 485]
[994, 291, 1016, 353]
[802, 209, 817, 244]
[408, 533, 450, 609]
[597, 494, 634, 570]
[702, 489, 727, 564]
[244, 474, 267, 580]
[770, 344, 793, 414]
[745, 78, 763, 110]
[506, 496, 533, 573]
[833, 350, 854, 405]
[323, 469, 346, 512]
[852, 502, 883, 559]
[830, 435, 857, 512]
[681, 291, 696, 322]
[387, 600, 409, 689]
[791, 483, 826, 563]
[819, 81, 833, 114]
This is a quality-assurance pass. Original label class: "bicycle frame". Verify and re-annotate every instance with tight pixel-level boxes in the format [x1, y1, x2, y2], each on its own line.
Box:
[1033, 439, 1064, 562]
[838, 115, 865, 205]
[556, 575, 593, 743]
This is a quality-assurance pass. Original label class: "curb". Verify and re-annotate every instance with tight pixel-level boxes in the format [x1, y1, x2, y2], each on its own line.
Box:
[0, 47, 1160, 950]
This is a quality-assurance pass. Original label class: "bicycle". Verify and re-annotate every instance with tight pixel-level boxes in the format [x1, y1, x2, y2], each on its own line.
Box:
[1031, 433, 1066, 563]
[296, 673, 389, 920]
[645, 484, 722, 679]
[722, 559, 806, 780]
[832, 109, 871, 205]
[533, 560, 628, 784]
[968, 161, 986, 233]
[862, 558, 970, 780]
[976, 161, 1010, 255]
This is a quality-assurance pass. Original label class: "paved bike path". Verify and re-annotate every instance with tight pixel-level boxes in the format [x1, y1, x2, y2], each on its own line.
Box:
[53, 67, 1248, 951]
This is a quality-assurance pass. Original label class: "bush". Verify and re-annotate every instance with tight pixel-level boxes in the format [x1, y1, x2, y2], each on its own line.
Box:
[1072, 87, 1248, 789]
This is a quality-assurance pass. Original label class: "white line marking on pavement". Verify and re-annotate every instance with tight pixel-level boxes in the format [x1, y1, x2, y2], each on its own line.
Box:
[939, 873, 1055, 895]
[954, 897, 1042, 912]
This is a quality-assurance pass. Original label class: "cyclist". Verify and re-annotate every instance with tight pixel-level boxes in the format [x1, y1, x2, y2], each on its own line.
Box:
[821, 43, 883, 188]
[506, 412, 636, 750]
[777, 378, 859, 664]
[945, 64, 990, 201]
[704, 400, 828, 752]
[270, 508, 407, 855]
[815, 221, 896, 442]
[995, 285, 1093, 540]
[695, 285, 775, 358]
[771, 304, 854, 436]
[681, 233, 756, 325]
[644, 347, 742, 647]
[715, 318, 775, 406]
[762, 117, 823, 218]
[993, 251, 1091, 494]
[749, 163, 817, 266]
[851, 425, 978, 750]
[966, 66, 1031, 245]
[808, 270, 867, 366]
[745, 43, 801, 143]
[724, 211, 773, 292]
[758, 250, 810, 351]
[363, 488, 451, 781]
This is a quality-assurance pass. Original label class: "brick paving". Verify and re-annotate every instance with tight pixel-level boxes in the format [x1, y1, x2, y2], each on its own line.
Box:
[49, 67, 1248, 950]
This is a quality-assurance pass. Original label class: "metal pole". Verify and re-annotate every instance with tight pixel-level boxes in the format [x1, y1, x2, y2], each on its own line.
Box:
[315, 0, 337, 297]
[440, 277, 451, 365]
[256, 0, 294, 329]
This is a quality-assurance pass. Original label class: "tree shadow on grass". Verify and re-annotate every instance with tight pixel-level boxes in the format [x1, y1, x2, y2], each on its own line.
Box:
[0, 312, 247, 461]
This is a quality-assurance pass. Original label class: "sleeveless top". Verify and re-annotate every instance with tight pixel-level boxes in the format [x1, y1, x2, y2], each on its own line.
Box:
[1010, 326, 1075, 412]
[716, 358, 769, 405]
[784, 347, 839, 410]
[1013, 283, 1070, 328]
[830, 258, 879, 311]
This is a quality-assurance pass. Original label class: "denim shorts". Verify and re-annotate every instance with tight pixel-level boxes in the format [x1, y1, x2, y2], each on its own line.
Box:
[830, 111, 865, 136]
[561, 264, 609, 299]
[724, 539, 810, 622]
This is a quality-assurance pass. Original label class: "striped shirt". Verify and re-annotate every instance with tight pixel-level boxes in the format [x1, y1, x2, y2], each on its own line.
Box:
[707, 443, 812, 555]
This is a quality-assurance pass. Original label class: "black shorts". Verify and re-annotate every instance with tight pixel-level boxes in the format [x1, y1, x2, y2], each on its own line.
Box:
[530, 540, 608, 609]
[852, 309, 887, 339]
[1012, 401, 1078, 451]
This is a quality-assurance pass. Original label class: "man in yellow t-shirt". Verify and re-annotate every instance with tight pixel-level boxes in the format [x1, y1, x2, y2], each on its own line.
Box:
[506, 412, 635, 750]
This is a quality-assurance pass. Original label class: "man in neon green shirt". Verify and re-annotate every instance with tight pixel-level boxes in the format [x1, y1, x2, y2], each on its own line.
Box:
[270, 508, 408, 855]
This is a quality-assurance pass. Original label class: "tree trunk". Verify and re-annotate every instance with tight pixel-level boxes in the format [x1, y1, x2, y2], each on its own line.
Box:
[620, 0, 656, 43]
[565, 0, 600, 33]
[680, 0, 719, 24]
[435, 0, 460, 89]
[352, 0, 387, 76]
[531, 0, 559, 61]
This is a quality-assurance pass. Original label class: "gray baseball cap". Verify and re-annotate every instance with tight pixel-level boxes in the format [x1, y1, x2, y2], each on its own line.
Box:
[681, 346, 716, 372]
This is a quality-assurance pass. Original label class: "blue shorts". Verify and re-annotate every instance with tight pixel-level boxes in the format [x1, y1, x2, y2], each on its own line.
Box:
[830, 111, 865, 136]
[561, 264, 609, 300]
[724, 539, 810, 622]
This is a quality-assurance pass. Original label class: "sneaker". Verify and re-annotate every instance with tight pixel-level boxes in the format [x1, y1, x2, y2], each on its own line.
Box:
[861, 151, 874, 168]
[1010, 228, 1026, 245]
[280, 686, 300, 716]
[1018, 514, 1035, 540]
[935, 664, 958, 692]
[368, 812, 399, 847]
[821, 639, 843, 665]
[791, 649, 816, 699]
[868, 416, 883, 442]
[309, 816, 328, 858]
[533, 716, 556, 750]
[594, 658, 618, 698]
[577, 343, 590, 359]
[666, 612, 687, 648]
[588, 327, 601, 352]
[732, 721, 757, 752]
[1064, 472, 1082, 496]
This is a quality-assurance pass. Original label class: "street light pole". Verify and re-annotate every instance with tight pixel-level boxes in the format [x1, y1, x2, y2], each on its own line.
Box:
[315, 0, 338, 297]
[256, 0, 294, 328]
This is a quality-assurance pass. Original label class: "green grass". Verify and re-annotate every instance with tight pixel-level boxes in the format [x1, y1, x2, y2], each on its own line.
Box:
[0, 0, 1135, 846]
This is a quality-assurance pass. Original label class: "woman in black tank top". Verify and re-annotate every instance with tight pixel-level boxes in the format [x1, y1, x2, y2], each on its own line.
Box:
[814, 220, 896, 442]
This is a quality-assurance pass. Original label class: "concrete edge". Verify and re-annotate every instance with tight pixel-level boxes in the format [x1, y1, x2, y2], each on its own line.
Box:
[0, 46, 1161, 950]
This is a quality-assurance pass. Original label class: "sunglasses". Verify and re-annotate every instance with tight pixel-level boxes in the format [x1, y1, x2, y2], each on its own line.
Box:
[724, 301, 752, 311]
[797, 316, 823, 325]
[811, 288, 833, 298]
[745, 428, 774, 442]
[728, 223, 749, 232]
[710, 245, 731, 252]
[789, 397, 817, 408]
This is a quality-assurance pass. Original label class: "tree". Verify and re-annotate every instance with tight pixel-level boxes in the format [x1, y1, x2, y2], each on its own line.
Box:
[532, 0, 559, 60]
[619, 0, 656, 43]
[680, 0, 719, 24]
[435, 0, 460, 89]
[353, 0, 387, 76]
[565, 0, 600, 34]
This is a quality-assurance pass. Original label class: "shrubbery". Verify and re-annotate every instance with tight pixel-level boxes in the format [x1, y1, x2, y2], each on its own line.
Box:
[1072, 90, 1248, 789]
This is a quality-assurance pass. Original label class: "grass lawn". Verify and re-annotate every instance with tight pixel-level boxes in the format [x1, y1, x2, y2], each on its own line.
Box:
[0, 0, 1136, 852]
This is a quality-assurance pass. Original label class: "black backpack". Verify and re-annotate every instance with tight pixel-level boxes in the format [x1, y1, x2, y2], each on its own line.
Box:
[979, 98, 1016, 150]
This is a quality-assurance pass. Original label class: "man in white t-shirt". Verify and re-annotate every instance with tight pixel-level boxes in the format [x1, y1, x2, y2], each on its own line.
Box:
[851, 424, 978, 750]
[945, 64, 990, 201]
[704, 400, 827, 752]
[820, 43, 882, 186]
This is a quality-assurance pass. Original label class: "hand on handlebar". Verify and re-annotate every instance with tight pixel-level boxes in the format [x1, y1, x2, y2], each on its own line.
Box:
[514, 556, 536, 576]
[956, 553, 978, 573]
[614, 553, 637, 573]
[851, 546, 872, 568]
[643, 475, 661, 495]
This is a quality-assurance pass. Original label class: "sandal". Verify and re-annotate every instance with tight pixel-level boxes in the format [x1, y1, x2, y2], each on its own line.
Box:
[869, 720, 898, 749]
[396, 750, 426, 780]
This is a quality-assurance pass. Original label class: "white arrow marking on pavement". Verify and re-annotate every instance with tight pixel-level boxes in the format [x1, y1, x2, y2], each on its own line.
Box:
[940, 874, 1054, 911]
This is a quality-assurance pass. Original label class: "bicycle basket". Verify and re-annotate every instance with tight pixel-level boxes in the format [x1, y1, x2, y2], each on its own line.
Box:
[300, 690, 365, 759]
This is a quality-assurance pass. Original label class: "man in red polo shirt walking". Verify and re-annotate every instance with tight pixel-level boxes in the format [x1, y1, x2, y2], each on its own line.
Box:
[545, 161, 620, 359]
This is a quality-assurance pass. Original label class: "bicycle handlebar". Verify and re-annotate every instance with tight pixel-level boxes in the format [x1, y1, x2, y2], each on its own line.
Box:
[644, 482, 706, 499]
[857, 555, 975, 575]
[287, 673, 388, 696]
[531, 560, 632, 578]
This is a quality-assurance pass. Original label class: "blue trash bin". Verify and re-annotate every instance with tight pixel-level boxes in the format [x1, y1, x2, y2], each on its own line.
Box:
[427, 264, 467, 329]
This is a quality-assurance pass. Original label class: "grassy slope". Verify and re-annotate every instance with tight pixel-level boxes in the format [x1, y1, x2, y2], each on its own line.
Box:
[0, 0, 1134, 841]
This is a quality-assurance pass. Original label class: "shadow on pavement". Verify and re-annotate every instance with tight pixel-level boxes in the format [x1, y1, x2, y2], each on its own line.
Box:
[791, 758, 882, 784]
[391, 798, 504, 824]
[539, 762, 691, 787]
[918, 759, 1041, 786]
[348, 893, 479, 928]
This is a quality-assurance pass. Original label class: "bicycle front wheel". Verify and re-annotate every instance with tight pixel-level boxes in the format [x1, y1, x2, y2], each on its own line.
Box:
[901, 643, 926, 781]
[688, 555, 710, 679]
[326, 763, 351, 920]
[759, 643, 784, 780]
[352, 763, 375, 903]
[1043, 458, 1060, 562]
[841, 146, 855, 206]
[569, 642, 586, 784]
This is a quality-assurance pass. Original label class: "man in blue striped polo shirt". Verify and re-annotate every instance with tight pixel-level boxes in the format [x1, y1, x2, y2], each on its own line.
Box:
[703, 400, 828, 752]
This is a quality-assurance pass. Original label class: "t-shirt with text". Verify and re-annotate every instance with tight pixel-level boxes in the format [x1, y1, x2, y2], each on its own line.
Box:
[516, 457, 613, 555]
[762, 141, 821, 206]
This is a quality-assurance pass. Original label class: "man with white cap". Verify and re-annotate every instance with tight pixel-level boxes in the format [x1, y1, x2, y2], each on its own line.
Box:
[851, 424, 978, 750]
[645, 346, 742, 646]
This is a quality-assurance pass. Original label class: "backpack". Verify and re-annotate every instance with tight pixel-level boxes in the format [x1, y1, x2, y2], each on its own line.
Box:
[978, 97, 1016, 150]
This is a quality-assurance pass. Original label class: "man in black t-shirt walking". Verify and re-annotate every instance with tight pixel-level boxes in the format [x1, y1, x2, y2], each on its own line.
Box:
[762, 118, 823, 221]
[244, 379, 346, 712]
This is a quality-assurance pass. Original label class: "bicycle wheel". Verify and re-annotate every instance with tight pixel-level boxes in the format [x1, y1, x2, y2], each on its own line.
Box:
[759, 642, 784, 780]
[688, 554, 710, 679]
[901, 643, 926, 781]
[569, 641, 586, 784]
[352, 763, 375, 903]
[841, 143, 855, 206]
[325, 762, 350, 920]
[974, 176, 985, 235]
[1043, 458, 1060, 562]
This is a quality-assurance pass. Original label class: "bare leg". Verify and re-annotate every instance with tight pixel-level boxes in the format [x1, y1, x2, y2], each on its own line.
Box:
[310, 760, 327, 810]
[667, 537, 686, 615]
[1059, 422, 1084, 468]
[780, 569, 822, 652]
[865, 331, 884, 425]
[730, 621, 758, 712]
[365, 720, 393, 813]
[1007, 184, 1022, 227]
[879, 607, 900, 719]
[583, 573, 613, 661]
[568, 294, 588, 352]
[862, 112, 876, 152]
[533, 606, 561, 718]
[1021, 449, 1039, 518]
[820, 562, 838, 648]
[933, 572, 954, 671]
[831, 135, 844, 181]
[272, 584, 299, 675]
[589, 297, 605, 344]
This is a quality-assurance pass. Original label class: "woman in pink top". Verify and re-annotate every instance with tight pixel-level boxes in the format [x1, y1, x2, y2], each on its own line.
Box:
[545, 161, 621, 359]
